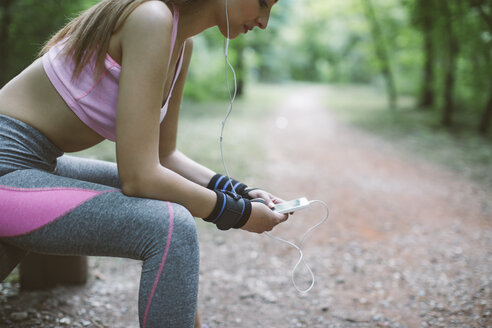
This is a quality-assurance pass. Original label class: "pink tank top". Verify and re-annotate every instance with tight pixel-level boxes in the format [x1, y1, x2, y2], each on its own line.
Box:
[42, 6, 185, 142]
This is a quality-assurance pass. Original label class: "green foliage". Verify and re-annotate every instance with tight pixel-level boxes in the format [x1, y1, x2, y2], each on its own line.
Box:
[0, 0, 90, 84]
[183, 28, 230, 101]
[1, 0, 491, 135]
[183, 1, 294, 100]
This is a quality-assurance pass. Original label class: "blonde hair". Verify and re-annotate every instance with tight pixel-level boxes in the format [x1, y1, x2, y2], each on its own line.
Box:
[40, 0, 187, 80]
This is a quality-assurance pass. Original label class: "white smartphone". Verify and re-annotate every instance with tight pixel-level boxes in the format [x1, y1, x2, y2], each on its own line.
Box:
[273, 197, 310, 214]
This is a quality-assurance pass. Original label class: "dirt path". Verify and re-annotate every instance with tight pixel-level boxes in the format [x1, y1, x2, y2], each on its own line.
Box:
[1, 85, 491, 328]
[198, 85, 492, 328]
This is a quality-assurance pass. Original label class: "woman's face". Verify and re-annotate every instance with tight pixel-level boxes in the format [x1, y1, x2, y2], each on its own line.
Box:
[219, 0, 278, 39]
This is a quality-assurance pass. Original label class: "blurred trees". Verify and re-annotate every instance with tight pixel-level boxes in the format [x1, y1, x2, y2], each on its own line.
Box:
[0, 0, 14, 85]
[408, 0, 492, 133]
[411, 0, 436, 109]
[467, 0, 492, 135]
[1, 0, 491, 134]
[242, 0, 491, 134]
[0, 0, 94, 85]
[361, 0, 397, 110]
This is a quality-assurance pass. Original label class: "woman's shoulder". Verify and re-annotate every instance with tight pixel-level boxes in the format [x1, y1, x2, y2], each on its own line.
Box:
[185, 38, 194, 48]
[121, 1, 174, 39]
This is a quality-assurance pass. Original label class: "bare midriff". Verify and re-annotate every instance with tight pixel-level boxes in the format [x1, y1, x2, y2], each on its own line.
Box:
[0, 58, 105, 152]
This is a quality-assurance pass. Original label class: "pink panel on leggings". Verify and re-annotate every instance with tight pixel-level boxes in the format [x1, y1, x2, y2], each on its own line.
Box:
[0, 186, 113, 237]
[142, 201, 174, 328]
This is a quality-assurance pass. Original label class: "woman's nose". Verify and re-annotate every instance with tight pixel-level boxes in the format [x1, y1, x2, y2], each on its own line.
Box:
[256, 15, 269, 30]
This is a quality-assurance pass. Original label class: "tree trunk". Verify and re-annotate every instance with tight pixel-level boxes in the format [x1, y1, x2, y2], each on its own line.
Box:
[0, 0, 14, 86]
[479, 87, 492, 135]
[417, 0, 435, 109]
[441, 65, 456, 127]
[235, 39, 245, 97]
[472, 1, 492, 135]
[440, 1, 459, 127]
[361, 0, 398, 110]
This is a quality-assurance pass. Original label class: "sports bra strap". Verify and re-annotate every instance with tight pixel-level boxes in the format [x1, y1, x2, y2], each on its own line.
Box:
[168, 4, 179, 68]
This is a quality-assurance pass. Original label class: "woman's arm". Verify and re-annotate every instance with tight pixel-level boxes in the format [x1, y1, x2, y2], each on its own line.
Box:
[157, 38, 216, 188]
[115, 2, 215, 218]
[156, 39, 283, 207]
[157, 38, 288, 221]
[114, 2, 287, 232]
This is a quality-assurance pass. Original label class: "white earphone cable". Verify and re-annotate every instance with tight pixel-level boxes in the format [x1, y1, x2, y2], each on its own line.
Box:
[221, 1, 330, 293]
[221, 0, 238, 195]
[265, 200, 329, 293]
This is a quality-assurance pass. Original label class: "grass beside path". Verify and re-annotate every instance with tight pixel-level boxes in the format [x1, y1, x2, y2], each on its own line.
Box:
[320, 83, 492, 192]
[72, 83, 283, 184]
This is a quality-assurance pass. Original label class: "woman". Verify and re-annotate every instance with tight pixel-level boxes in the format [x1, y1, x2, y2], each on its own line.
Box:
[0, 0, 287, 327]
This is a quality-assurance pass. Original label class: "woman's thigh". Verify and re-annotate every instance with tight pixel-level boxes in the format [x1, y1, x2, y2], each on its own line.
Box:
[0, 168, 197, 264]
[0, 168, 200, 328]
[54, 155, 122, 189]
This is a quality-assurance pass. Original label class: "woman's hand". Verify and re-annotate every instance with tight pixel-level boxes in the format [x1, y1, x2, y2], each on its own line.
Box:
[241, 202, 288, 234]
[246, 189, 285, 209]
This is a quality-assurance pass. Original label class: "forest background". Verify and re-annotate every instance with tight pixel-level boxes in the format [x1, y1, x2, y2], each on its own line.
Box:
[0, 0, 491, 189]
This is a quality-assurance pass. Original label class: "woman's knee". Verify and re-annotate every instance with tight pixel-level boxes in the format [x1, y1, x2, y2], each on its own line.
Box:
[168, 203, 199, 254]
[166, 203, 200, 280]
[137, 201, 198, 260]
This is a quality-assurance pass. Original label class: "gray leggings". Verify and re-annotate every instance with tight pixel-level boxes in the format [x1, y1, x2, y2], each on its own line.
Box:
[0, 115, 200, 328]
